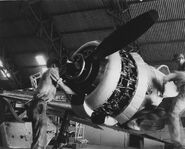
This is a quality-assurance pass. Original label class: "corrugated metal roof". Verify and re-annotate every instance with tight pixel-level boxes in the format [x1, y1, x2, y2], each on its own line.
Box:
[41, 0, 104, 14]
[0, 1, 23, 19]
[53, 9, 114, 33]
[129, 0, 185, 20]
[126, 0, 185, 70]
[138, 21, 185, 43]
[62, 30, 112, 53]
[4, 37, 50, 54]
[140, 42, 185, 61]
[0, 20, 33, 37]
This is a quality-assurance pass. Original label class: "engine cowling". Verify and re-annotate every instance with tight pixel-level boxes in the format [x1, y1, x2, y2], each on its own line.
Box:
[68, 41, 177, 126]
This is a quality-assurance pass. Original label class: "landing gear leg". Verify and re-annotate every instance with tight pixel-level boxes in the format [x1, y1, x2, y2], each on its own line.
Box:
[53, 111, 70, 149]
[91, 110, 106, 125]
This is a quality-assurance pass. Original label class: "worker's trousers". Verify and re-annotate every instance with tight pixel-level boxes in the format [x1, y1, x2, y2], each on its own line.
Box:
[158, 84, 185, 148]
[167, 93, 185, 146]
[28, 98, 47, 149]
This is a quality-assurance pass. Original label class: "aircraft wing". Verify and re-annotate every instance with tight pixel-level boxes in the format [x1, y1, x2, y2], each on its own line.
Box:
[0, 90, 175, 145]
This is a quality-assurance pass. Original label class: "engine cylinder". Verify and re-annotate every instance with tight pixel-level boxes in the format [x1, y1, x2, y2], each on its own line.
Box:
[86, 51, 148, 124]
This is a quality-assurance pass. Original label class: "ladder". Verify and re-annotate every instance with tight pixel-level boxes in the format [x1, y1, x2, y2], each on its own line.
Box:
[75, 122, 88, 144]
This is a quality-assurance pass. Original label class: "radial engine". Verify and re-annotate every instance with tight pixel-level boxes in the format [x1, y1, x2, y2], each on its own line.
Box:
[63, 40, 177, 126]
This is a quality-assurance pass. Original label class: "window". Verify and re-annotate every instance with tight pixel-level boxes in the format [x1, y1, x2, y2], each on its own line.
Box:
[0, 59, 11, 80]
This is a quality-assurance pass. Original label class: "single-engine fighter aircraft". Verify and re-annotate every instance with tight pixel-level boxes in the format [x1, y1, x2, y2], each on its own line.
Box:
[0, 9, 181, 146]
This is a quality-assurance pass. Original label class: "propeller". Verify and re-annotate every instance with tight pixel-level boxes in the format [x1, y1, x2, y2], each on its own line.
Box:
[92, 9, 158, 59]
[64, 9, 158, 91]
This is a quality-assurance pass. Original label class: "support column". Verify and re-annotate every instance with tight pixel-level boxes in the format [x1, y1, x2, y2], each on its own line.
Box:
[129, 134, 144, 149]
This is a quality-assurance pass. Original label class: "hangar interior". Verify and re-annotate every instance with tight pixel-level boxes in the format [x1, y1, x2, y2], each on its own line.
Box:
[0, 0, 184, 149]
[0, 0, 184, 90]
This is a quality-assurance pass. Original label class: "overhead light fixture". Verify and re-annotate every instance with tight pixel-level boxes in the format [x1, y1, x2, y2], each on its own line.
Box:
[35, 55, 46, 65]
[1, 69, 11, 78]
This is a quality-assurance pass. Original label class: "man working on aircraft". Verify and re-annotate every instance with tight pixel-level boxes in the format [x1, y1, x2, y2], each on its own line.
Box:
[164, 73, 185, 148]
[129, 53, 185, 148]
[28, 57, 76, 149]
[173, 53, 185, 70]
[161, 53, 185, 148]
[140, 53, 185, 148]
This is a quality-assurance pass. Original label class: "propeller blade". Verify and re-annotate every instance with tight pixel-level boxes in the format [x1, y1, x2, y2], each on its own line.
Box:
[94, 9, 158, 59]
